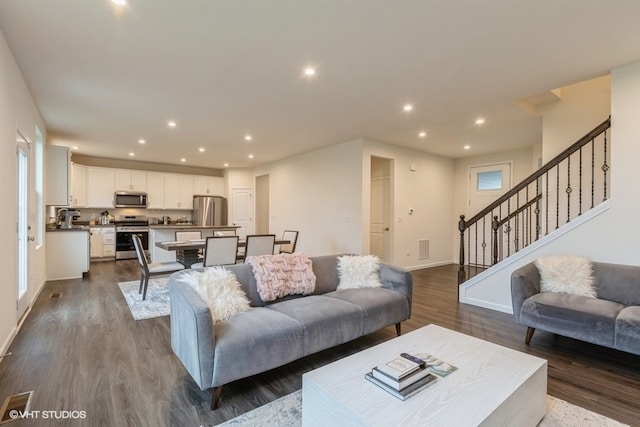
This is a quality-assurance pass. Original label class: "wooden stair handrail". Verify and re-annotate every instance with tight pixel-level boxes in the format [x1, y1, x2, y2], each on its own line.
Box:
[461, 117, 611, 229]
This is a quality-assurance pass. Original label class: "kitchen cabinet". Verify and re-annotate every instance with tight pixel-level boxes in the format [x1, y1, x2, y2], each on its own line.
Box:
[90, 226, 116, 259]
[194, 176, 224, 196]
[165, 174, 194, 209]
[71, 163, 87, 207]
[46, 145, 71, 206]
[115, 169, 147, 192]
[87, 167, 115, 208]
[46, 229, 90, 279]
[146, 172, 165, 209]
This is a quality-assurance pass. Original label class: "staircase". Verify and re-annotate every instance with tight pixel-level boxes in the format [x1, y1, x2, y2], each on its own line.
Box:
[457, 117, 611, 287]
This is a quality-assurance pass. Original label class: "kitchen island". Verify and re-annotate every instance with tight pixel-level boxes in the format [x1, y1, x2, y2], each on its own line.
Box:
[46, 226, 90, 280]
[149, 225, 240, 263]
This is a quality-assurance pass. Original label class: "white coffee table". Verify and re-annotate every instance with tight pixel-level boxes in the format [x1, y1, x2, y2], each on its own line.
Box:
[302, 324, 547, 426]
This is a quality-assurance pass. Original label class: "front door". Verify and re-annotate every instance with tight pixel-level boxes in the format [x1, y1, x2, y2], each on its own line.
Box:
[467, 162, 511, 266]
[16, 131, 31, 320]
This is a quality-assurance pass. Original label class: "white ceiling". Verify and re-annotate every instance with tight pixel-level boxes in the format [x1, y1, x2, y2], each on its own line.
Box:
[1, 0, 640, 169]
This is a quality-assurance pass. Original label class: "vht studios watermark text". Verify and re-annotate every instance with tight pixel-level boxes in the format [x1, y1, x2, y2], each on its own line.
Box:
[9, 410, 87, 420]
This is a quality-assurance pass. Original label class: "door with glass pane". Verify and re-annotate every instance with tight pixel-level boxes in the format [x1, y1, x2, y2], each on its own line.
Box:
[467, 163, 511, 267]
[17, 131, 31, 320]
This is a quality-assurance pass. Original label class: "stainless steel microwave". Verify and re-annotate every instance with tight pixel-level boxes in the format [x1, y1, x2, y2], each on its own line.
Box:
[114, 192, 148, 208]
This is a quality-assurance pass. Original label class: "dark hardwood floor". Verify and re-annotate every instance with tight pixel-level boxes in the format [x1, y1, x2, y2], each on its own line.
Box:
[1, 261, 639, 426]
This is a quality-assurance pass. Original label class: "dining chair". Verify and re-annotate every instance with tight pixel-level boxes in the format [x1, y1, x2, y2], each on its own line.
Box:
[278, 230, 299, 254]
[214, 230, 237, 236]
[190, 236, 240, 268]
[175, 231, 204, 259]
[132, 234, 184, 300]
[241, 234, 276, 262]
[175, 230, 202, 241]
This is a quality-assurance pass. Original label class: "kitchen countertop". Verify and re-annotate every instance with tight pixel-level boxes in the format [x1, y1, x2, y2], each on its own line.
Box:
[46, 225, 91, 232]
[148, 224, 240, 230]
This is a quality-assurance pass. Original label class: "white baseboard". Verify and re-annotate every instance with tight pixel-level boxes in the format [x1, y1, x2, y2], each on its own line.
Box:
[461, 297, 513, 314]
[405, 259, 455, 271]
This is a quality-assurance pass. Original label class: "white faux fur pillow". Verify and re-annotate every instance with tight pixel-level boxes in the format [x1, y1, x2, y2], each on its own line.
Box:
[534, 256, 597, 298]
[183, 267, 251, 323]
[337, 255, 383, 290]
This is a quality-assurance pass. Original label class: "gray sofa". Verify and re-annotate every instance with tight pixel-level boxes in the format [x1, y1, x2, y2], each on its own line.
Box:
[169, 254, 413, 409]
[511, 261, 640, 355]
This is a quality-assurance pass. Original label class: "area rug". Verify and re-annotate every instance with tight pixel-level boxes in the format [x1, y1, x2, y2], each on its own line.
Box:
[118, 277, 171, 320]
[217, 390, 628, 427]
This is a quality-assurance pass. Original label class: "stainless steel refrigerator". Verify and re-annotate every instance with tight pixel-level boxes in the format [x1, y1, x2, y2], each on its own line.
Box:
[192, 196, 228, 226]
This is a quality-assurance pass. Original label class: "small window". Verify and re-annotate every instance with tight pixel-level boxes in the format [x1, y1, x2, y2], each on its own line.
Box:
[477, 170, 502, 191]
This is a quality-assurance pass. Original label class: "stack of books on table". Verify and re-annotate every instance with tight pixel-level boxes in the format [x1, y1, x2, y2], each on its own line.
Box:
[365, 354, 438, 400]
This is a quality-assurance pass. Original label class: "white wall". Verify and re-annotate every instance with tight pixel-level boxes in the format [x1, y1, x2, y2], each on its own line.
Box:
[460, 64, 640, 313]
[252, 138, 456, 268]
[361, 139, 455, 269]
[0, 29, 47, 356]
[540, 75, 611, 161]
[254, 140, 365, 256]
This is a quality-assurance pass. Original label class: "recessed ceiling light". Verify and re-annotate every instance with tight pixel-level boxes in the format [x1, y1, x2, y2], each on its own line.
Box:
[198, 147, 205, 152]
[418, 131, 427, 138]
[168, 120, 177, 128]
[223, 163, 229, 167]
[463, 145, 471, 150]
[128, 152, 135, 156]
[244, 135, 252, 141]
[248, 154, 254, 159]
[138, 139, 146, 144]
[475, 118, 485, 125]
[403, 104, 414, 112]
[71, 146, 79, 150]
[111, 0, 128, 5]
[180, 158, 186, 162]
[303, 66, 316, 77]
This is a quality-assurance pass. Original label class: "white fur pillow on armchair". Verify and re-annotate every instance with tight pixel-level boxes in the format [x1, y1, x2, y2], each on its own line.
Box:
[534, 256, 597, 298]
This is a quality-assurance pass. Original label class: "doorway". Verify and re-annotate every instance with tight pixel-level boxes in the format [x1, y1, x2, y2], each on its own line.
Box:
[369, 156, 392, 261]
[255, 174, 270, 234]
[16, 130, 31, 320]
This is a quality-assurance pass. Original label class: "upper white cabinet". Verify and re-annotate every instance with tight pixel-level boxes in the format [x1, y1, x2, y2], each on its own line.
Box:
[165, 174, 194, 210]
[146, 172, 165, 209]
[46, 145, 71, 206]
[87, 167, 115, 208]
[115, 169, 147, 192]
[194, 176, 224, 196]
[68, 165, 220, 209]
[71, 163, 87, 207]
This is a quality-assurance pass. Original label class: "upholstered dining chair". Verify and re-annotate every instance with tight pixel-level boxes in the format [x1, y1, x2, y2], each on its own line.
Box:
[190, 235, 240, 268]
[240, 234, 276, 262]
[176, 230, 204, 258]
[214, 230, 237, 236]
[278, 230, 299, 254]
[175, 230, 202, 241]
[132, 234, 184, 300]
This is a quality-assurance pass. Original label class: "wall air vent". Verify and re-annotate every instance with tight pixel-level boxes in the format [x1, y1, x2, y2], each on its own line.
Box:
[418, 239, 429, 260]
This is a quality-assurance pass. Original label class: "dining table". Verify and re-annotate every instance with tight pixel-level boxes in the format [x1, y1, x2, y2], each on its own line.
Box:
[155, 238, 290, 268]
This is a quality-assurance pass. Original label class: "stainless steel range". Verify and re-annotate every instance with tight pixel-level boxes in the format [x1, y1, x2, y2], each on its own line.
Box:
[115, 215, 149, 260]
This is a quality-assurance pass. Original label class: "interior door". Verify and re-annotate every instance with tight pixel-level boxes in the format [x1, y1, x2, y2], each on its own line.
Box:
[370, 157, 391, 261]
[231, 187, 253, 240]
[16, 131, 32, 320]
